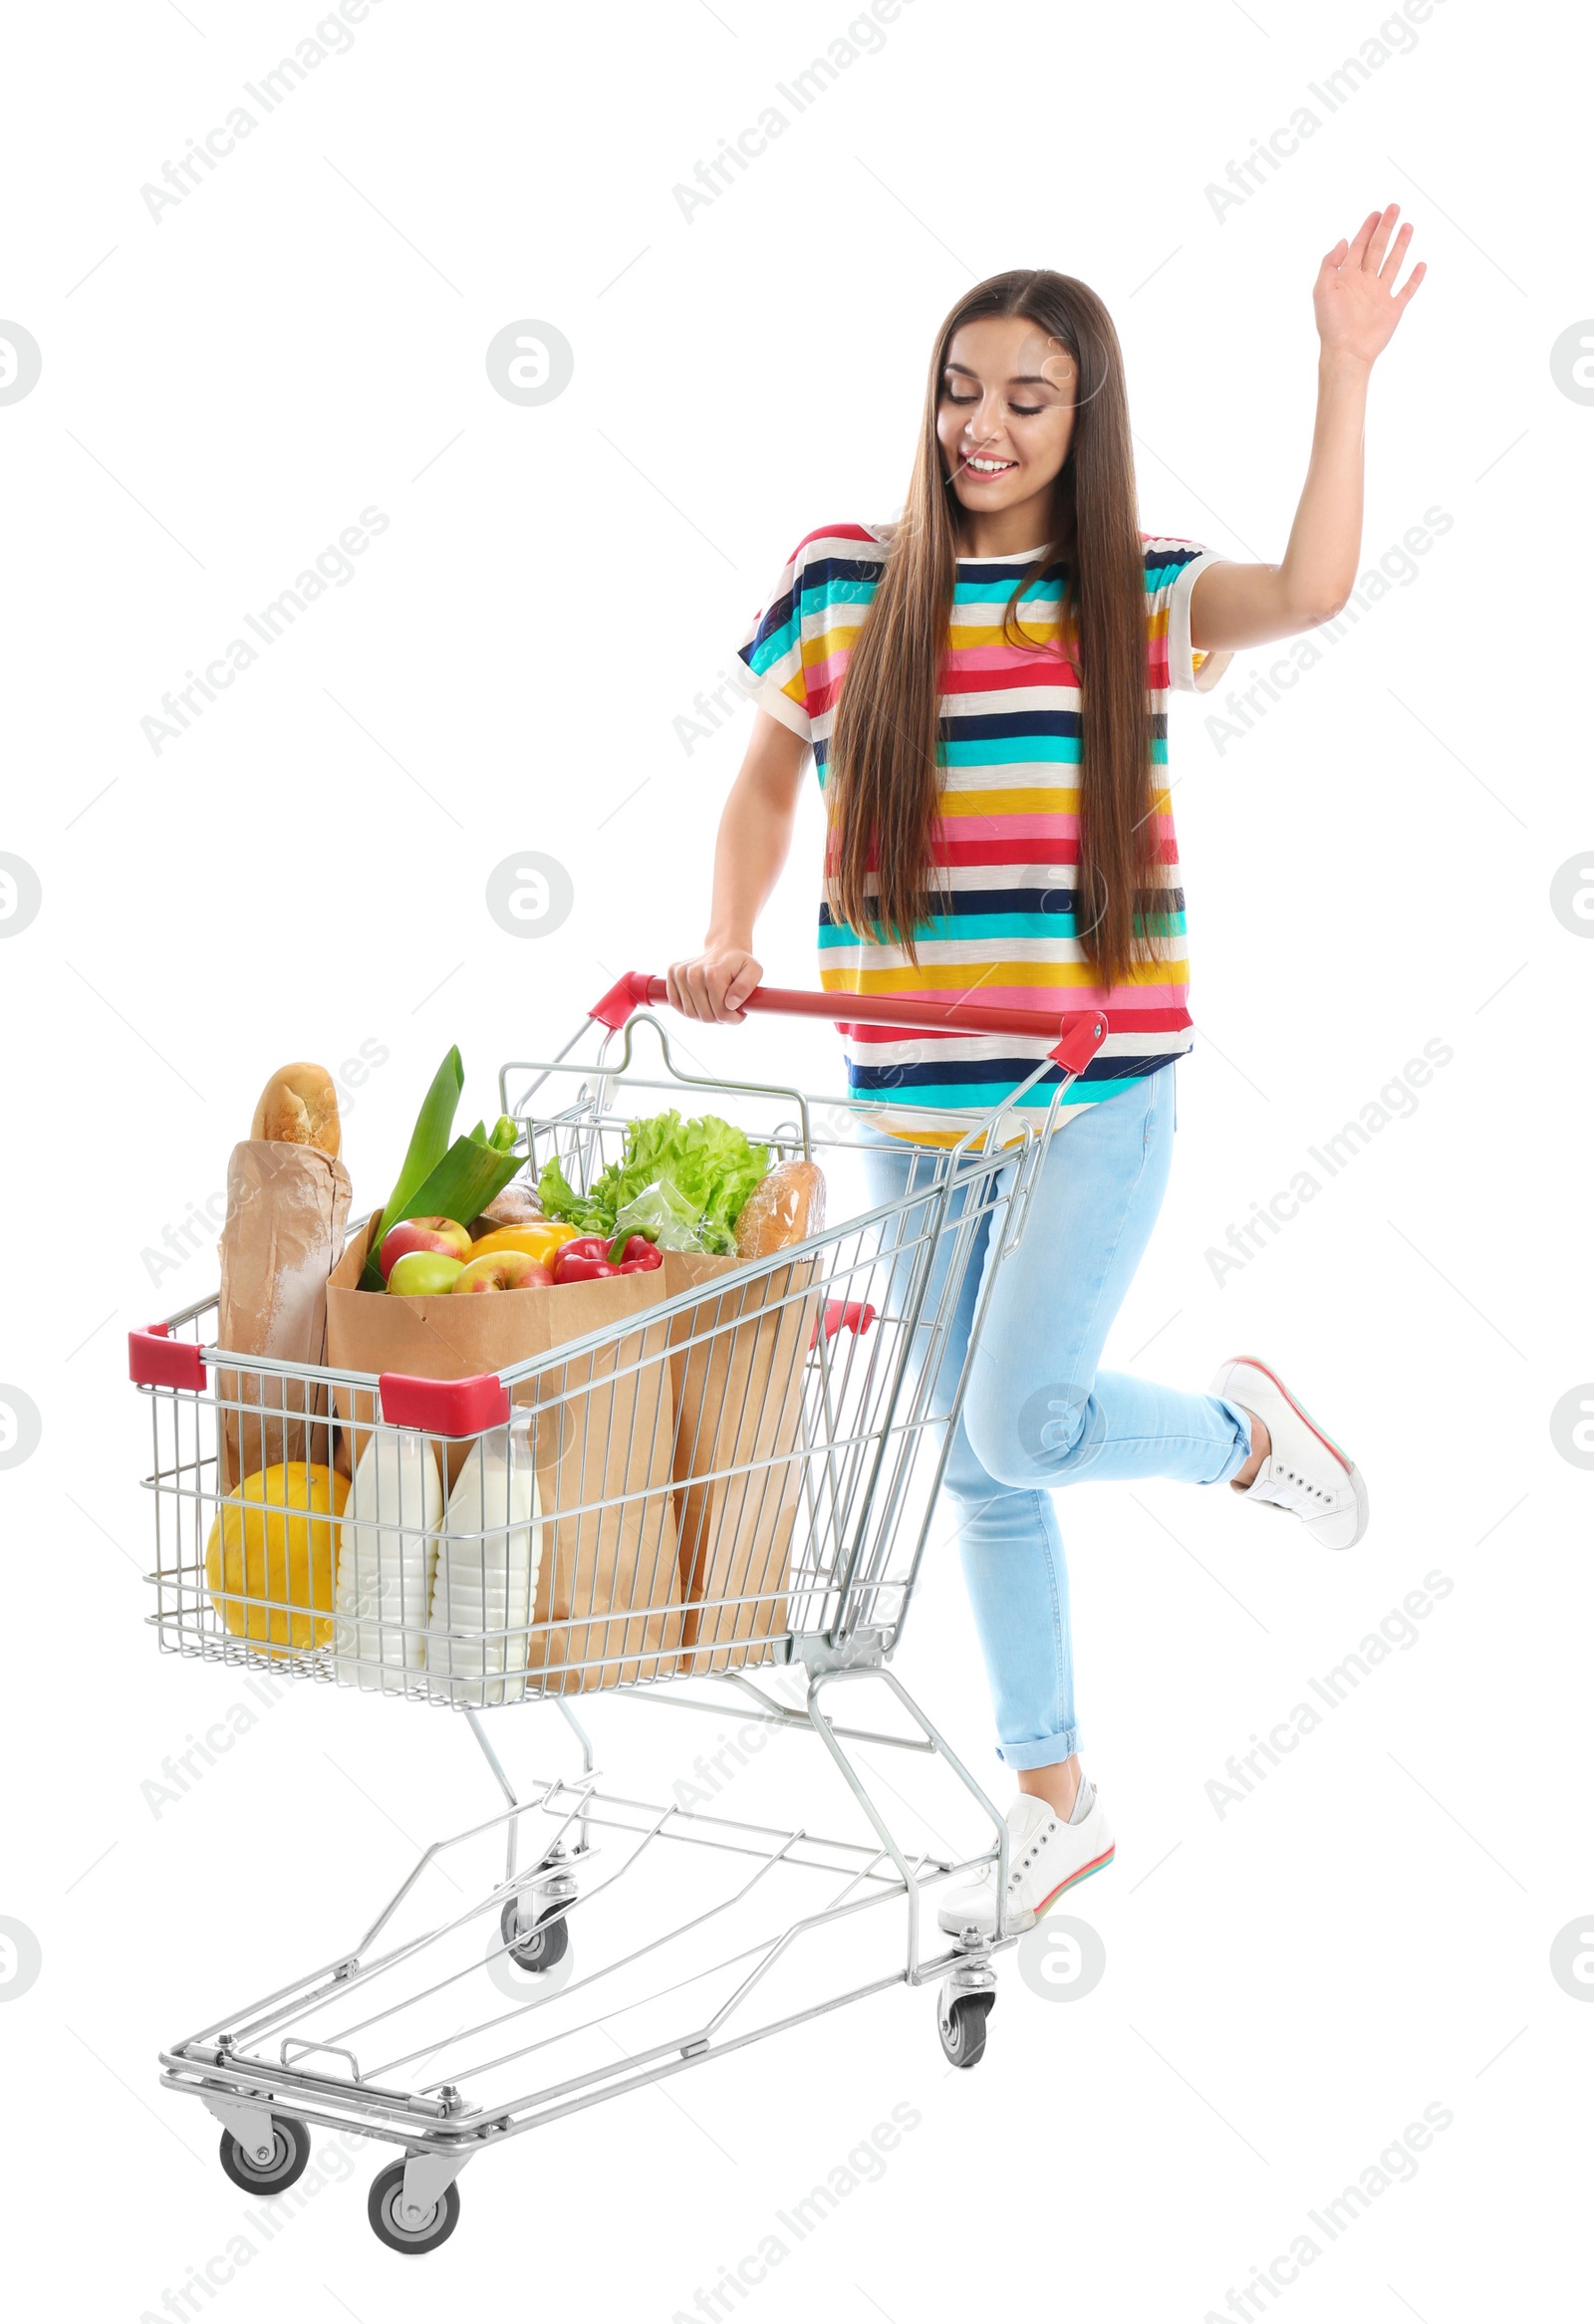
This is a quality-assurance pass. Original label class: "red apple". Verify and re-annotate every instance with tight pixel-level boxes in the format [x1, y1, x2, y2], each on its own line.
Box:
[379, 1214, 472, 1282]
[453, 1252, 553, 1294]
[388, 1249, 466, 1297]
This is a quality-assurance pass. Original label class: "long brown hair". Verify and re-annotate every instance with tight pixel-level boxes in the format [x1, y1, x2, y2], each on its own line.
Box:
[826, 268, 1166, 994]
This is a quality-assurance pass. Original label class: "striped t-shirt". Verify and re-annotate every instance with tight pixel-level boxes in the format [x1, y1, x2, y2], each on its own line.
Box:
[736, 522, 1235, 1134]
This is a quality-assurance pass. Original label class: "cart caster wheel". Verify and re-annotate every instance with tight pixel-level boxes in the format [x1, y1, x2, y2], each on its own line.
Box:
[217, 2114, 311, 2194]
[368, 2161, 461, 2254]
[500, 1894, 570, 1972]
[939, 1991, 993, 2069]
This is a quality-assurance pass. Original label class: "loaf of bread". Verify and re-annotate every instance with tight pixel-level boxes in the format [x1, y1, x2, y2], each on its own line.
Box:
[734, 1161, 826, 1257]
[468, 1182, 543, 1238]
[250, 1063, 342, 1159]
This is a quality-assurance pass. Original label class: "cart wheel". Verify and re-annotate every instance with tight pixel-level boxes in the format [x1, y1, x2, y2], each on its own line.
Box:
[500, 1894, 570, 1972]
[939, 1991, 993, 2069]
[368, 2160, 461, 2255]
[217, 2114, 311, 2194]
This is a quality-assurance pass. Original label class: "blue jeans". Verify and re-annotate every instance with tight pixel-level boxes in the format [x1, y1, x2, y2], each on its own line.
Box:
[861, 1067, 1252, 1769]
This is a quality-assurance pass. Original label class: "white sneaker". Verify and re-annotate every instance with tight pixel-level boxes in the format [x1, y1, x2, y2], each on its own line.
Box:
[1209, 1355, 1369, 1551]
[936, 1786, 1115, 1938]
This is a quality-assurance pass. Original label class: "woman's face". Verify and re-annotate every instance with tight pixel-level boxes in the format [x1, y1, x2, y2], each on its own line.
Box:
[935, 315, 1077, 541]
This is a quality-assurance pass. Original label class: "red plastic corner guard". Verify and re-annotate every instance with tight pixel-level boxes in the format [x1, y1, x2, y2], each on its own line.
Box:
[379, 1372, 511, 1435]
[1049, 1013, 1108, 1076]
[810, 1299, 878, 1351]
[129, 1325, 207, 1392]
[589, 970, 657, 1030]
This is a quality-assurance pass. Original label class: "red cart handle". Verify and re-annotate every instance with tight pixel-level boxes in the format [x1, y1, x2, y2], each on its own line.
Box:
[590, 972, 1107, 1075]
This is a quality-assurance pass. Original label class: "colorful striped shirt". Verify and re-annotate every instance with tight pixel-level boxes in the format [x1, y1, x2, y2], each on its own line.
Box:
[736, 522, 1235, 1135]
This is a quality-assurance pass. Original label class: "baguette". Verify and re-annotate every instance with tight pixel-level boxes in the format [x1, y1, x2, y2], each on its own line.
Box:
[733, 1161, 826, 1258]
[250, 1063, 342, 1159]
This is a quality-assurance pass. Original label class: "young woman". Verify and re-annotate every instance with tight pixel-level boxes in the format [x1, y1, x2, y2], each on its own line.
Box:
[668, 209, 1425, 1937]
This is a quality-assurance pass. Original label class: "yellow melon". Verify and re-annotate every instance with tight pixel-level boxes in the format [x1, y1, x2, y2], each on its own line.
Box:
[204, 1462, 351, 1657]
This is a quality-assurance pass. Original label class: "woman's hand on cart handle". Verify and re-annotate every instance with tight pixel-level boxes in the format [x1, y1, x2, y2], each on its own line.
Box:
[664, 945, 763, 1024]
[595, 973, 1108, 1071]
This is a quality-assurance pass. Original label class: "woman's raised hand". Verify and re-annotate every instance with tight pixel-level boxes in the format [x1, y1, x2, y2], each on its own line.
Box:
[1314, 202, 1426, 368]
[665, 945, 763, 1023]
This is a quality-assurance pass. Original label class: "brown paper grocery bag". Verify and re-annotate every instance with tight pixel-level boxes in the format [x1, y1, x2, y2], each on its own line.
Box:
[216, 1142, 353, 1494]
[326, 1221, 681, 1691]
[522, 1319, 682, 1693]
[664, 1249, 820, 1675]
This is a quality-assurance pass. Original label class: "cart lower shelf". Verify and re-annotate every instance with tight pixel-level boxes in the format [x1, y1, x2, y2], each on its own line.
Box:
[159, 1666, 1018, 2252]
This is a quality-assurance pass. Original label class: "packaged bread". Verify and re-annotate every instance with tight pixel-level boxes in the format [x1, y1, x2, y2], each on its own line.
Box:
[217, 1140, 352, 1493]
[468, 1181, 543, 1237]
[251, 1062, 342, 1159]
[733, 1161, 826, 1258]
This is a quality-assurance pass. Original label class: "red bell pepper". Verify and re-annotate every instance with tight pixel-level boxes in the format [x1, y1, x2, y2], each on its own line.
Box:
[607, 1232, 661, 1267]
[558, 1236, 612, 1263]
[553, 1246, 621, 1284]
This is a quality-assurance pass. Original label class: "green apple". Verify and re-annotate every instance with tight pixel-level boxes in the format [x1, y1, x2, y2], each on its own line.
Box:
[387, 1249, 465, 1297]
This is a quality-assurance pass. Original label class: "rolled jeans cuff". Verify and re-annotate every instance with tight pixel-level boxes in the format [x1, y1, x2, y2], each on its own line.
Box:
[998, 1723, 1082, 1771]
[1209, 1396, 1254, 1485]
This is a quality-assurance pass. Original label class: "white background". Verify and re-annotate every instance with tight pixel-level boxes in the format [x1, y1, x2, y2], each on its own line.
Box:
[2, 0, 1590, 2316]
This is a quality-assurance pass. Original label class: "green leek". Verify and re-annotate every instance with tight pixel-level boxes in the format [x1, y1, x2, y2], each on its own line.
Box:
[359, 1047, 466, 1288]
[389, 1125, 525, 1248]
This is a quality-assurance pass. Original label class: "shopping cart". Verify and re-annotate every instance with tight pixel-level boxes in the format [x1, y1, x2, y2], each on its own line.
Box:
[132, 974, 1106, 2251]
